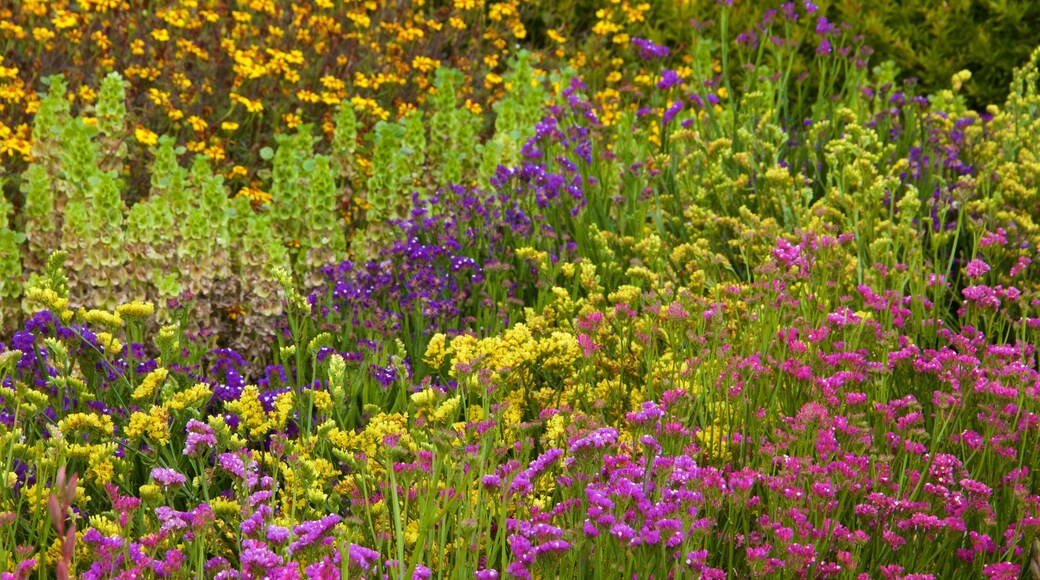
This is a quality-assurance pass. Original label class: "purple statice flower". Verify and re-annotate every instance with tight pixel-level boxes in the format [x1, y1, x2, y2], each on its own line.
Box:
[509, 449, 564, 496]
[663, 100, 685, 125]
[964, 259, 991, 279]
[217, 452, 260, 489]
[241, 538, 283, 573]
[289, 515, 341, 555]
[982, 562, 1019, 579]
[628, 402, 666, 425]
[657, 70, 684, 90]
[347, 544, 380, 571]
[150, 468, 187, 489]
[474, 570, 500, 580]
[218, 452, 247, 478]
[413, 565, 432, 580]
[632, 37, 669, 59]
[569, 428, 618, 454]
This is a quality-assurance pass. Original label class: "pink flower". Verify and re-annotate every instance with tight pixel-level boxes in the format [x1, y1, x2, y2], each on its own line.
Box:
[964, 259, 991, 279]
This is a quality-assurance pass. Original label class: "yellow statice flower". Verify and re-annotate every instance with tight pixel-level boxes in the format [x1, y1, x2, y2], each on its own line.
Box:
[431, 396, 461, 423]
[226, 385, 271, 439]
[132, 368, 169, 401]
[116, 300, 155, 321]
[81, 309, 123, 330]
[57, 413, 115, 438]
[697, 424, 730, 462]
[93, 332, 123, 357]
[125, 406, 171, 445]
[165, 383, 212, 411]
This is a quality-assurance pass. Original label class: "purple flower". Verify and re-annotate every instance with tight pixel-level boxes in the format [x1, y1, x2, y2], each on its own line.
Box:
[663, 100, 685, 125]
[657, 70, 683, 90]
[347, 544, 380, 571]
[964, 259, 991, 279]
[266, 525, 291, 543]
[632, 37, 669, 60]
[184, 419, 216, 457]
[150, 468, 186, 489]
[289, 515, 341, 555]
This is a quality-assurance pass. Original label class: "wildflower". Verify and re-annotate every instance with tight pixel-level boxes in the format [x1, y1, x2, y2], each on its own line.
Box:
[132, 367, 169, 401]
[150, 468, 186, 489]
[964, 259, 991, 279]
[184, 419, 217, 456]
[116, 300, 155, 321]
[632, 37, 669, 59]
[657, 70, 683, 89]
[134, 125, 158, 146]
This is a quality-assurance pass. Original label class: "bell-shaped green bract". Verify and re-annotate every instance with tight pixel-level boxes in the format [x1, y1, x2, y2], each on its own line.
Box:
[96, 72, 128, 138]
[270, 128, 316, 248]
[126, 201, 156, 248]
[332, 100, 358, 177]
[153, 271, 182, 300]
[0, 178, 10, 231]
[181, 206, 214, 260]
[0, 228, 25, 300]
[235, 207, 291, 317]
[299, 154, 346, 285]
[306, 155, 342, 231]
[32, 75, 71, 154]
[21, 164, 54, 225]
[487, 50, 547, 174]
[59, 200, 92, 276]
[88, 171, 126, 248]
[0, 178, 21, 301]
[427, 67, 483, 187]
[401, 109, 426, 184]
[126, 198, 173, 253]
[193, 157, 231, 251]
[59, 118, 102, 205]
[150, 136, 190, 213]
[367, 120, 407, 219]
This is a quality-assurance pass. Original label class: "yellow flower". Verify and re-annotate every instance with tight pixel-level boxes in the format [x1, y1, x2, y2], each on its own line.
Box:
[230, 93, 264, 113]
[484, 72, 503, 89]
[95, 332, 124, 357]
[32, 27, 56, 43]
[135, 126, 158, 147]
[165, 383, 212, 411]
[424, 333, 447, 367]
[237, 186, 271, 205]
[117, 300, 155, 321]
[125, 406, 171, 445]
[282, 112, 301, 129]
[151, 29, 170, 42]
[132, 368, 169, 401]
[81, 309, 123, 329]
[412, 56, 440, 73]
[221, 121, 240, 132]
[188, 116, 208, 133]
